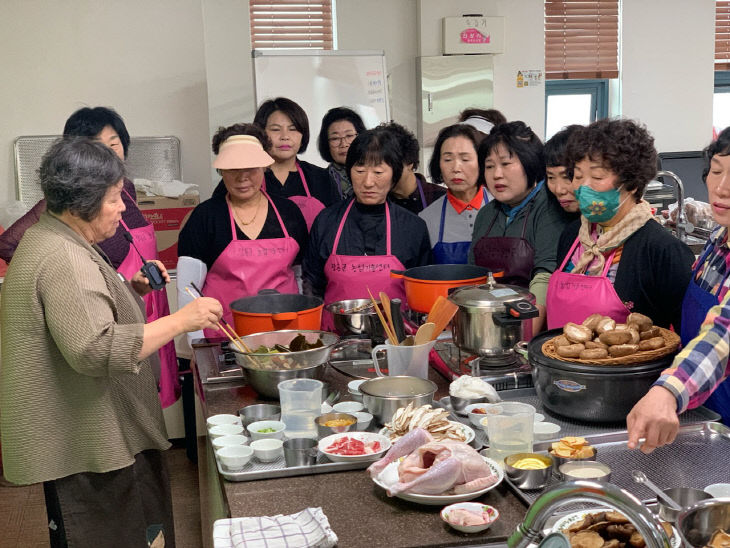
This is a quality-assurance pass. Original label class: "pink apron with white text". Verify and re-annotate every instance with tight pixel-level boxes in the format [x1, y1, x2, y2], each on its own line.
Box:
[117, 192, 179, 408]
[288, 162, 325, 231]
[202, 194, 299, 338]
[323, 200, 406, 317]
[546, 236, 630, 330]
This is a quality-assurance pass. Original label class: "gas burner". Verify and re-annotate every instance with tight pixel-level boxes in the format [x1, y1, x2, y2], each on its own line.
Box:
[472, 353, 520, 369]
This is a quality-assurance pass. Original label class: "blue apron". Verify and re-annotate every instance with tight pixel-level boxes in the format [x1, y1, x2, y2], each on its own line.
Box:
[432, 188, 488, 265]
[680, 244, 730, 424]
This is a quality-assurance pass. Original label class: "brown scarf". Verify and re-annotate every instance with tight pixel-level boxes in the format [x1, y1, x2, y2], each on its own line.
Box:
[573, 200, 654, 275]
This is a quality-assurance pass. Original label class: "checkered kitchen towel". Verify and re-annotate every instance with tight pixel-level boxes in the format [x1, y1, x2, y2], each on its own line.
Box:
[213, 507, 337, 548]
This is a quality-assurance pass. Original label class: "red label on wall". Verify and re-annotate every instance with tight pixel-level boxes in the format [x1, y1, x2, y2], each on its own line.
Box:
[460, 28, 490, 44]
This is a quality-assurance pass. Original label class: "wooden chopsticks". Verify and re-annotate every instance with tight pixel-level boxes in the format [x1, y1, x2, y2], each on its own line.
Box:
[367, 287, 398, 344]
[184, 286, 252, 353]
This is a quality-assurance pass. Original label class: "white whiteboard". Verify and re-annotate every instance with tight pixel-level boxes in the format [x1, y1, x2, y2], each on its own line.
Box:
[253, 50, 390, 167]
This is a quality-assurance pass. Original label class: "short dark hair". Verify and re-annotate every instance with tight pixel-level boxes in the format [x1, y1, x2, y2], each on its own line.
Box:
[317, 107, 366, 163]
[253, 97, 310, 153]
[345, 128, 404, 187]
[459, 108, 507, 126]
[41, 137, 125, 222]
[545, 125, 583, 168]
[565, 118, 657, 202]
[63, 107, 130, 159]
[429, 124, 483, 185]
[478, 121, 545, 188]
[703, 127, 730, 183]
[378, 122, 420, 170]
[211, 123, 271, 154]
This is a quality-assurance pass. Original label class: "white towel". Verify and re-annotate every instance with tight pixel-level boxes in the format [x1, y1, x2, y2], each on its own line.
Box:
[213, 507, 338, 548]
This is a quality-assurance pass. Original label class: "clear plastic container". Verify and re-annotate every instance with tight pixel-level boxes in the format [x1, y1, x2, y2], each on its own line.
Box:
[277, 379, 323, 439]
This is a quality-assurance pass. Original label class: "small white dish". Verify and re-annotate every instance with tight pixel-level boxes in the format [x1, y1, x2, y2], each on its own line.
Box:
[247, 420, 286, 441]
[207, 414, 242, 429]
[216, 445, 254, 470]
[348, 379, 366, 393]
[354, 411, 373, 431]
[333, 401, 365, 414]
[534, 413, 545, 423]
[464, 403, 490, 427]
[212, 434, 248, 451]
[209, 423, 244, 439]
[440, 502, 500, 533]
[533, 421, 561, 441]
[250, 438, 284, 462]
[705, 483, 730, 498]
[318, 432, 391, 463]
[347, 389, 363, 403]
[320, 402, 333, 414]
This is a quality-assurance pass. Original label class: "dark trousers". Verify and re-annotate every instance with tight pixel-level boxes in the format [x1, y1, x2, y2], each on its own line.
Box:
[43, 449, 175, 548]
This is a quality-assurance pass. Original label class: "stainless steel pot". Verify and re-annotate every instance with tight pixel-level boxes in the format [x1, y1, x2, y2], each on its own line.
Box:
[325, 299, 386, 340]
[358, 376, 437, 425]
[528, 328, 677, 423]
[449, 274, 538, 357]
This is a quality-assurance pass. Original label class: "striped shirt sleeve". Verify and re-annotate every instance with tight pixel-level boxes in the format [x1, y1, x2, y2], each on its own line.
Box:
[653, 291, 730, 412]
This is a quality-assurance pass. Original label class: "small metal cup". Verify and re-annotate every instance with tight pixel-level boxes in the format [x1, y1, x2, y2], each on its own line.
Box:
[283, 438, 318, 467]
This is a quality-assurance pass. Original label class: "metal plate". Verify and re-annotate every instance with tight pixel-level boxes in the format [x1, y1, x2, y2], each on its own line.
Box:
[506, 422, 730, 508]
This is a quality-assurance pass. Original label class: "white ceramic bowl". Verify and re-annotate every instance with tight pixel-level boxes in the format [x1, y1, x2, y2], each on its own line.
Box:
[209, 423, 244, 439]
[250, 438, 284, 462]
[534, 422, 561, 441]
[464, 403, 491, 427]
[705, 483, 730, 498]
[534, 413, 545, 422]
[348, 379, 366, 393]
[440, 502, 500, 533]
[354, 411, 373, 431]
[207, 414, 242, 428]
[318, 432, 391, 463]
[216, 445, 254, 470]
[247, 420, 286, 441]
[212, 434, 248, 451]
[347, 390, 363, 403]
[333, 401, 365, 414]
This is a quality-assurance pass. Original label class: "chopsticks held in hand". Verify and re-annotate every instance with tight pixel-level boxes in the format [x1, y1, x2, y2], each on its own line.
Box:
[184, 284, 251, 353]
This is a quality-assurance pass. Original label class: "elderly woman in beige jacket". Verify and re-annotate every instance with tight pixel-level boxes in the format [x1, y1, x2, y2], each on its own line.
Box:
[0, 138, 221, 548]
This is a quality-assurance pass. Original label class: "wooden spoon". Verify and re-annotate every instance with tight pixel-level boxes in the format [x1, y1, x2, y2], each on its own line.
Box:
[426, 296, 459, 341]
[414, 322, 436, 346]
[379, 291, 399, 345]
[367, 288, 398, 344]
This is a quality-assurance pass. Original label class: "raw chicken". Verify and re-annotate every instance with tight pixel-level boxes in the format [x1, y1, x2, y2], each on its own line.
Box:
[446, 508, 491, 527]
[368, 428, 497, 496]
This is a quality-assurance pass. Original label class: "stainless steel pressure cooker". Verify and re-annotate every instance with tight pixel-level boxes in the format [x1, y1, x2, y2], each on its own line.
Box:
[448, 273, 538, 358]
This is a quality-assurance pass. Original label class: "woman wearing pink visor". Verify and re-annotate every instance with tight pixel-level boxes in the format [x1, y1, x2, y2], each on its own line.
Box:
[176, 124, 308, 342]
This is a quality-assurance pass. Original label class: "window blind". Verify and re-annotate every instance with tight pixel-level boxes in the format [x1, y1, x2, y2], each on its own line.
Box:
[717, 1, 730, 70]
[545, 0, 619, 80]
[250, 0, 333, 50]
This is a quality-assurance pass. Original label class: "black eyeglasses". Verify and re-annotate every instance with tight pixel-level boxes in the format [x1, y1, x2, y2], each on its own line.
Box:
[328, 133, 357, 145]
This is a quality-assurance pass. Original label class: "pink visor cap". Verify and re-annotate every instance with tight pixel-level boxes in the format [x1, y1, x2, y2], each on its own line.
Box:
[213, 135, 274, 169]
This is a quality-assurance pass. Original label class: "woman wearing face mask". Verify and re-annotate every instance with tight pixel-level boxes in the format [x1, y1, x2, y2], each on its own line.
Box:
[469, 122, 567, 332]
[302, 128, 432, 305]
[546, 119, 694, 330]
[317, 107, 366, 199]
[419, 124, 486, 264]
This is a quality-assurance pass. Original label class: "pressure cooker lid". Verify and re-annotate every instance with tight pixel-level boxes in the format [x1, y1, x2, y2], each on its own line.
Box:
[448, 281, 534, 310]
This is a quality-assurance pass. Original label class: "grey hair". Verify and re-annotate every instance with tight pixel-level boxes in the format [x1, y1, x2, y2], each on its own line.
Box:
[40, 137, 126, 222]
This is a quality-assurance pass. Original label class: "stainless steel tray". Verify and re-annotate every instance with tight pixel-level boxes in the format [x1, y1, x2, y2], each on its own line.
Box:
[215, 444, 373, 482]
[506, 422, 730, 507]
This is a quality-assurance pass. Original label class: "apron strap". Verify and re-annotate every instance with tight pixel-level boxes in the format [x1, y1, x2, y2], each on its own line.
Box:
[119, 218, 130, 232]
[520, 201, 533, 239]
[437, 196, 448, 244]
[601, 247, 619, 276]
[332, 199, 356, 255]
[417, 178, 427, 209]
[559, 236, 582, 271]
[296, 161, 312, 198]
[265, 192, 291, 238]
[483, 206, 499, 238]
[225, 196, 240, 241]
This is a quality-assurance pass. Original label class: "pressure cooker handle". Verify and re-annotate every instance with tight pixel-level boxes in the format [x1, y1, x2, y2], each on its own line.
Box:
[493, 299, 539, 327]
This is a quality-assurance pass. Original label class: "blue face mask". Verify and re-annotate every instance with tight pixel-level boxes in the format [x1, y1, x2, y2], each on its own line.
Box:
[574, 184, 622, 223]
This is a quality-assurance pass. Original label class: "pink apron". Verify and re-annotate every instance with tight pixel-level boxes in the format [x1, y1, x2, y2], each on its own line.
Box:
[117, 191, 179, 408]
[202, 193, 299, 338]
[323, 200, 407, 317]
[288, 162, 325, 231]
[546, 236, 630, 330]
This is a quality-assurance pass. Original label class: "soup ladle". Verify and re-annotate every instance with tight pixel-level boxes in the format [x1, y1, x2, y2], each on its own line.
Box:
[631, 470, 682, 510]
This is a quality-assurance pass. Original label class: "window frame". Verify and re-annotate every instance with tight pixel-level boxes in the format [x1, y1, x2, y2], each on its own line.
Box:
[249, 0, 335, 50]
[544, 79, 609, 137]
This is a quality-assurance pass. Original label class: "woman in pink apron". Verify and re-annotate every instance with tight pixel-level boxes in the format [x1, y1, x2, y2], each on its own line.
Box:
[469, 122, 568, 333]
[0, 106, 181, 408]
[254, 97, 340, 229]
[302, 128, 432, 316]
[317, 107, 366, 200]
[176, 125, 308, 341]
[545, 119, 694, 331]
